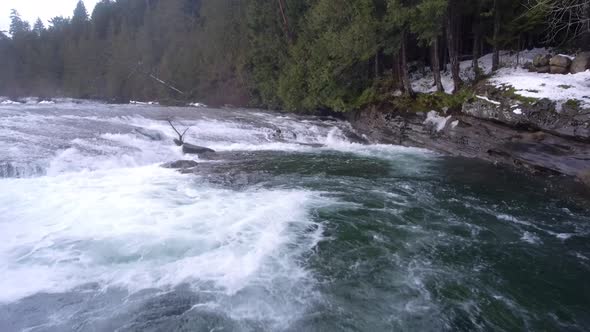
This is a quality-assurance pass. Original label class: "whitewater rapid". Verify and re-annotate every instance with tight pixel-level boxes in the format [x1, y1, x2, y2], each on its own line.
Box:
[0, 102, 433, 330]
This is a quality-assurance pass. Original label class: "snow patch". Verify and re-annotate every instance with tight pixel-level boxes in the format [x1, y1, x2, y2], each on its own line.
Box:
[189, 102, 207, 108]
[476, 95, 501, 105]
[513, 108, 522, 115]
[490, 68, 590, 109]
[424, 111, 451, 132]
[412, 48, 549, 94]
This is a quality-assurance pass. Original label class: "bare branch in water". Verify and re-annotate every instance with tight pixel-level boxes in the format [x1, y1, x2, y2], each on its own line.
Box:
[167, 119, 191, 146]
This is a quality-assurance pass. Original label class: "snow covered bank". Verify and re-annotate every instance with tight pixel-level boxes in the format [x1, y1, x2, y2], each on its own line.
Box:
[411, 48, 549, 94]
[490, 68, 590, 110]
[411, 48, 589, 110]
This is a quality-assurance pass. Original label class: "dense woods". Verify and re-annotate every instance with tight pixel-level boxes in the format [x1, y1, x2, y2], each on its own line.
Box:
[0, 0, 589, 111]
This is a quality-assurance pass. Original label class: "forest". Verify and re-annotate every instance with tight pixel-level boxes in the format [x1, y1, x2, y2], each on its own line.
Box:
[0, 0, 588, 112]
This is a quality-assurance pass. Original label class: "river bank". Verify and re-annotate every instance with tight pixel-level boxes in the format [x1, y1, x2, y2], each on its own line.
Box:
[349, 104, 590, 195]
[348, 51, 590, 193]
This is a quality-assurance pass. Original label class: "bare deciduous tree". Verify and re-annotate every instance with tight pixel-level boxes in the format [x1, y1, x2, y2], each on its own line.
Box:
[526, 0, 590, 44]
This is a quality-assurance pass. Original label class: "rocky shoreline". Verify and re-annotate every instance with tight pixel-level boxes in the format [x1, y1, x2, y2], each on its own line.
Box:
[348, 86, 590, 190]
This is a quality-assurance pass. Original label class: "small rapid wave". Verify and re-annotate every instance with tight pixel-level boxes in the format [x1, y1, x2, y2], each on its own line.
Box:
[0, 104, 430, 178]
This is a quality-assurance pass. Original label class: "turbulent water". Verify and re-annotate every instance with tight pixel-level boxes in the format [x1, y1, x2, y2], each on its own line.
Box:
[0, 101, 589, 332]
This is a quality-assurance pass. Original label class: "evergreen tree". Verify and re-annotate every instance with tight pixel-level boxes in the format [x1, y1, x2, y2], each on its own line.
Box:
[9, 10, 30, 37]
[33, 18, 45, 37]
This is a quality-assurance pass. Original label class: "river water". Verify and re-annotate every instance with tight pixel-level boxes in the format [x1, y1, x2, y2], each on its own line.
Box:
[0, 102, 589, 331]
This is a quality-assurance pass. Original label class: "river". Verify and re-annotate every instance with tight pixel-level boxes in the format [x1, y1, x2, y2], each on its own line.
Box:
[0, 101, 589, 331]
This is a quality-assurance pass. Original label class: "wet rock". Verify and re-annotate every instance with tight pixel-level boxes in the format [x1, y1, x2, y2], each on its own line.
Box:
[570, 52, 590, 74]
[182, 143, 216, 155]
[461, 85, 590, 141]
[349, 105, 590, 181]
[579, 170, 590, 187]
[133, 128, 165, 141]
[162, 160, 198, 169]
[533, 54, 551, 67]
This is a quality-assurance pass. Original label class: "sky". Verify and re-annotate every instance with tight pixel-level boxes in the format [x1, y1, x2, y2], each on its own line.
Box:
[0, 0, 99, 33]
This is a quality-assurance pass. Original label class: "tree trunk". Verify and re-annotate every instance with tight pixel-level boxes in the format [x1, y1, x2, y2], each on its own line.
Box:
[472, 27, 480, 79]
[375, 49, 381, 79]
[400, 30, 414, 97]
[432, 39, 444, 92]
[392, 53, 401, 90]
[446, 0, 462, 93]
[277, 0, 292, 43]
[582, 2, 590, 51]
[472, 1, 481, 79]
[492, 0, 501, 71]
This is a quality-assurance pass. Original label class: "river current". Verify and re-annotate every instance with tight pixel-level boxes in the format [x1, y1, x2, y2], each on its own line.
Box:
[0, 101, 589, 331]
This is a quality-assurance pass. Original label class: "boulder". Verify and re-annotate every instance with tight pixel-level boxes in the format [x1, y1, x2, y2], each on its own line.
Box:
[162, 160, 198, 169]
[550, 66, 569, 74]
[570, 52, 590, 74]
[549, 55, 572, 69]
[535, 66, 550, 73]
[533, 54, 551, 67]
[182, 143, 216, 155]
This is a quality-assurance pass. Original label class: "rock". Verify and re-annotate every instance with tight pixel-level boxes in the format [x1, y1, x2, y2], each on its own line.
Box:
[133, 128, 164, 141]
[535, 66, 550, 73]
[549, 55, 572, 69]
[182, 143, 216, 155]
[579, 170, 590, 187]
[523, 61, 535, 72]
[570, 52, 590, 74]
[533, 54, 551, 67]
[550, 65, 569, 75]
[349, 101, 590, 180]
[162, 160, 198, 169]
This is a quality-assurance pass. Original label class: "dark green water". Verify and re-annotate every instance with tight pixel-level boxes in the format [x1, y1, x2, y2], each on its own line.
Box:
[201, 151, 590, 331]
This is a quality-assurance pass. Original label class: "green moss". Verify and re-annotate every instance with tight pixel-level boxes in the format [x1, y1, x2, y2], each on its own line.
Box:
[497, 86, 538, 105]
[386, 87, 474, 113]
[558, 84, 573, 89]
[564, 99, 581, 108]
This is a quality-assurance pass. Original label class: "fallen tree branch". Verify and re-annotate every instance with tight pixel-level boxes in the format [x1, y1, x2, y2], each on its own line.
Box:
[167, 119, 191, 146]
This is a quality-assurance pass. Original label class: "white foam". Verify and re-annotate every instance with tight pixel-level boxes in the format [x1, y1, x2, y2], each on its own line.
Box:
[521, 231, 541, 244]
[0, 166, 330, 304]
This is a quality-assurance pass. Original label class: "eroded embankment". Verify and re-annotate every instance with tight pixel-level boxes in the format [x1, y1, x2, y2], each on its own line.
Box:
[349, 84, 590, 190]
